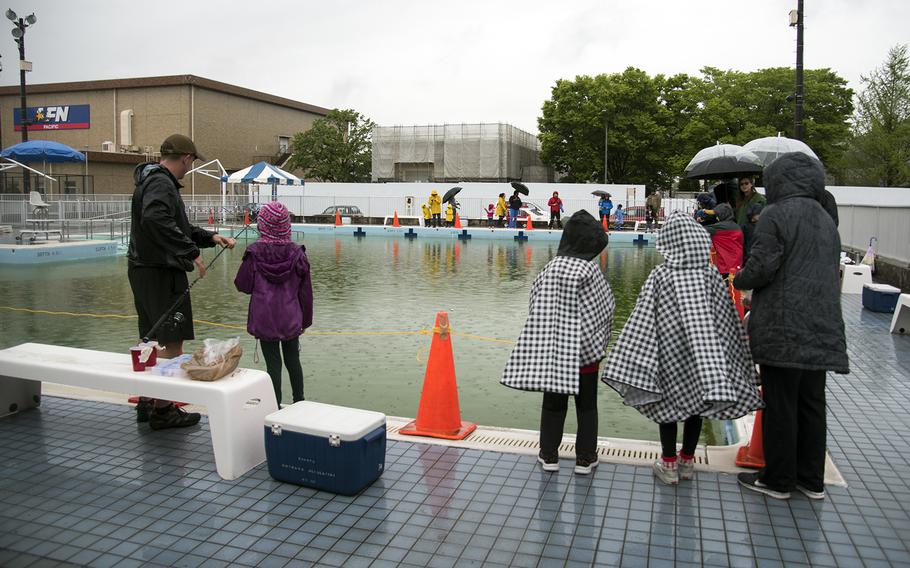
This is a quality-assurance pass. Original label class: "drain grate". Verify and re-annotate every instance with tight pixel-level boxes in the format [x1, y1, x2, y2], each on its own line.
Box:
[385, 417, 705, 468]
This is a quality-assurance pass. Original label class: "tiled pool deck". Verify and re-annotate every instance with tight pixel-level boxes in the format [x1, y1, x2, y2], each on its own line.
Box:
[1, 295, 909, 568]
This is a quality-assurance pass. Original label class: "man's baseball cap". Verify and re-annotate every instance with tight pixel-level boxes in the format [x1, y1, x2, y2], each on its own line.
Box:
[160, 134, 206, 162]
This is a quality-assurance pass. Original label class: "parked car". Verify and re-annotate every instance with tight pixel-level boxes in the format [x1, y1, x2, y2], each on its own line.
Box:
[514, 201, 549, 223]
[321, 205, 364, 217]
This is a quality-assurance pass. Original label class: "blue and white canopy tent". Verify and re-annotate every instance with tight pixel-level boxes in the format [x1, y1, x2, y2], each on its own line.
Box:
[0, 140, 86, 193]
[222, 161, 303, 209]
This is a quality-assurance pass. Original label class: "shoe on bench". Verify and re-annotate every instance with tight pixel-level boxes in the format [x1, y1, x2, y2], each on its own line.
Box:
[150, 403, 201, 431]
[135, 398, 153, 423]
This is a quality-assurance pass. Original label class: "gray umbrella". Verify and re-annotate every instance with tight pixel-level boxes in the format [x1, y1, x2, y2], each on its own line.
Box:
[685, 143, 763, 179]
[741, 135, 819, 167]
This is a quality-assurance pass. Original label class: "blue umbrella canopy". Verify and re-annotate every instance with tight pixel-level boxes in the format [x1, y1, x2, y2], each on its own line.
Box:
[0, 140, 86, 163]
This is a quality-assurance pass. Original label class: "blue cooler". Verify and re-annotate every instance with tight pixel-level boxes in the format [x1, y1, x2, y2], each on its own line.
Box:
[862, 283, 901, 313]
[264, 401, 386, 495]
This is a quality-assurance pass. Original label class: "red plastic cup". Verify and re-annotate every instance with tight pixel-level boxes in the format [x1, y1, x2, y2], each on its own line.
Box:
[130, 346, 146, 372]
[142, 343, 158, 367]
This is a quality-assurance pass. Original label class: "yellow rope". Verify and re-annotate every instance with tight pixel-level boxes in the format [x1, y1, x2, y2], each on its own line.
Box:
[0, 306, 515, 345]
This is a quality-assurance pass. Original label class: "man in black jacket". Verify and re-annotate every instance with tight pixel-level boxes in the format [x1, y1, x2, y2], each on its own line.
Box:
[128, 134, 236, 429]
[733, 153, 848, 501]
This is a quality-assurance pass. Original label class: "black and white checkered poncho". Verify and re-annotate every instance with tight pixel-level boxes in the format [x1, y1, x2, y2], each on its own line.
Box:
[601, 210, 763, 423]
[501, 256, 615, 395]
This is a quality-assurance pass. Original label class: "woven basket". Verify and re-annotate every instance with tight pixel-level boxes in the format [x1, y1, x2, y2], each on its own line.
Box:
[181, 344, 242, 381]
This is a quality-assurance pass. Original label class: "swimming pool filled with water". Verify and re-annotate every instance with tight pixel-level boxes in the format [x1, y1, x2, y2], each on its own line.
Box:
[0, 233, 723, 443]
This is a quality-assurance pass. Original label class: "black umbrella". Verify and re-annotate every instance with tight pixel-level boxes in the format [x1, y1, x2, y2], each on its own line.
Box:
[685, 143, 763, 179]
[510, 181, 530, 195]
[442, 186, 462, 204]
[591, 190, 611, 198]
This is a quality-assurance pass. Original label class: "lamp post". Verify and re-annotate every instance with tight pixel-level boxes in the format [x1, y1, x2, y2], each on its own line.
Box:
[789, 2, 804, 140]
[7, 8, 36, 192]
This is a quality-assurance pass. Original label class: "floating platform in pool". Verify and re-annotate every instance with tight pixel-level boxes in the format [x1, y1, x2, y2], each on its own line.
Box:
[291, 223, 659, 245]
[0, 239, 121, 264]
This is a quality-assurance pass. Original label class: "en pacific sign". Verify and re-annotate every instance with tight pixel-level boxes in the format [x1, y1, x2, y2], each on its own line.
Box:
[13, 104, 90, 131]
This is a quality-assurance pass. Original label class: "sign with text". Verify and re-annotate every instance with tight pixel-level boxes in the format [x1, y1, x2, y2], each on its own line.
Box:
[13, 104, 90, 131]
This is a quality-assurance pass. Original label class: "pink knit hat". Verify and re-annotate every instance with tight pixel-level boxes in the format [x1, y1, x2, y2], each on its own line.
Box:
[257, 202, 292, 243]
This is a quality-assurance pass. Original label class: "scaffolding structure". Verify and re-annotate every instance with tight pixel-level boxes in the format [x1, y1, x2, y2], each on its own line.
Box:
[371, 123, 550, 183]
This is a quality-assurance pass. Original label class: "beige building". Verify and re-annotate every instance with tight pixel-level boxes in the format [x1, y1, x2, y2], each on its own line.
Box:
[0, 75, 330, 195]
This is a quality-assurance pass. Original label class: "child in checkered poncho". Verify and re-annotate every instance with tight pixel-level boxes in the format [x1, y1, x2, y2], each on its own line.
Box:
[602, 210, 762, 485]
[501, 210, 615, 475]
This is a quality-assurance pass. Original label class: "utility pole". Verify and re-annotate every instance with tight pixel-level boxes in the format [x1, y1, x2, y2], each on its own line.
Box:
[792, 0, 805, 140]
[8, 9, 37, 192]
[603, 119, 609, 184]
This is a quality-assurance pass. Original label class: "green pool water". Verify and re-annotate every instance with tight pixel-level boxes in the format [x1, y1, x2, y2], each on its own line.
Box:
[0, 234, 719, 443]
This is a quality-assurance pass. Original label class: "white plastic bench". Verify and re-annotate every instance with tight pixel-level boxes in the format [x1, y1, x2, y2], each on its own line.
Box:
[0, 343, 278, 480]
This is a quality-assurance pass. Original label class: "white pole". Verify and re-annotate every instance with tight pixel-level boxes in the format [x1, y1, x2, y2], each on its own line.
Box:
[221, 179, 227, 225]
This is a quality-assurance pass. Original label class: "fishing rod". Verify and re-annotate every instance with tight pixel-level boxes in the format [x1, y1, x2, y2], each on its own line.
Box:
[141, 224, 253, 343]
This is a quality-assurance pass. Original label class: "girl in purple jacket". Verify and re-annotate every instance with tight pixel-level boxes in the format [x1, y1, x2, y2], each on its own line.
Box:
[235, 202, 313, 404]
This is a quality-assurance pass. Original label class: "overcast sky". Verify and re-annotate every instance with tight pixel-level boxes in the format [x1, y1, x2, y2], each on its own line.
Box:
[3, 0, 907, 134]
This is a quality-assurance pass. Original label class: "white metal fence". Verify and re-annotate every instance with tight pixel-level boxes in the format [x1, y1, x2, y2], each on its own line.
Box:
[0, 193, 248, 225]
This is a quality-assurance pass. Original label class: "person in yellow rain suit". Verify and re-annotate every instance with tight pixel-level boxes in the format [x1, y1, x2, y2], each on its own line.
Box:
[495, 192, 507, 228]
[421, 203, 432, 227]
[445, 202, 455, 227]
[428, 190, 442, 227]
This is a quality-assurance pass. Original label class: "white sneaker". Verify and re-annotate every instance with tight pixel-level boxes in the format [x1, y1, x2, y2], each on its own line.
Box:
[678, 458, 695, 481]
[537, 453, 559, 472]
[796, 484, 825, 500]
[652, 459, 679, 485]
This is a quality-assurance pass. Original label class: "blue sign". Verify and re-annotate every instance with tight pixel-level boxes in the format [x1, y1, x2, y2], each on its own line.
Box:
[14, 104, 90, 131]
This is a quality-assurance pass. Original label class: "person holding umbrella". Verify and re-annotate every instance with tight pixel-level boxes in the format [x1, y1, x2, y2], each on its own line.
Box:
[508, 190, 523, 228]
[428, 190, 442, 227]
[734, 177, 767, 225]
[598, 194, 613, 225]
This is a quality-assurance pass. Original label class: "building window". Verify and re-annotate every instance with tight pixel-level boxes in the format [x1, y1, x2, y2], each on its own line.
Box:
[279, 136, 290, 154]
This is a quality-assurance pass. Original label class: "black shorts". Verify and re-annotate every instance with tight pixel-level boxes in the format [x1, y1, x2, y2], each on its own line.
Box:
[128, 265, 194, 343]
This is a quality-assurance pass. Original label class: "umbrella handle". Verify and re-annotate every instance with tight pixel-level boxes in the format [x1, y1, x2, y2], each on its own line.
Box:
[868, 236, 877, 247]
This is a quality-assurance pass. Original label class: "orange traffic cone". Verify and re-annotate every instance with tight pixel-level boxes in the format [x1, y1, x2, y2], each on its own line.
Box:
[392, 211, 401, 228]
[525, 214, 533, 231]
[399, 312, 477, 440]
[208, 209, 214, 225]
[334, 210, 342, 227]
[454, 212, 462, 229]
[243, 209, 250, 225]
[736, 396, 765, 468]
[602, 215, 609, 232]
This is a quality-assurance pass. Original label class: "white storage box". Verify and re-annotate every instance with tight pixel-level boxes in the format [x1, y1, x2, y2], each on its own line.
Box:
[264, 401, 386, 495]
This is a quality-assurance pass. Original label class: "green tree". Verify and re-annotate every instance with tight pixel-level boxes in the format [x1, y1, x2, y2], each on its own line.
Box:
[537, 66, 853, 188]
[843, 44, 910, 186]
[668, 67, 853, 174]
[537, 68, 674, 187]
[286, 109, 375, 182]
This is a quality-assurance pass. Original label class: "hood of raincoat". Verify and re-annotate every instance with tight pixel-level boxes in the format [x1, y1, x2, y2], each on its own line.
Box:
[656, 210, 712, 269]
[133, 162, 178, 187]
[764, 152, 824, 204]
[557, 210, 608, 261]
[248, 242, 302, 284]
[714, 203, 734, 222]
